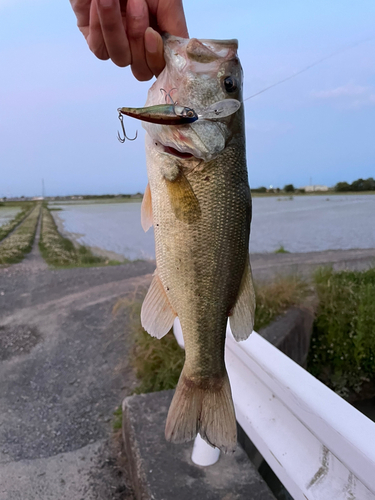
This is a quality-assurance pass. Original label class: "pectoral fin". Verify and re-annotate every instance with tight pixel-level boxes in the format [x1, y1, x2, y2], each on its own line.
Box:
[165, 170, 201, 224]
[229, 258, 256, 341]
[141, 183, 153, 232]
[141, 271, 177, 339]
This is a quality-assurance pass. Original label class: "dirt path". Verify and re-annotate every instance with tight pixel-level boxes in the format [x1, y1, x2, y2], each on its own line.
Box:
[0, 248, 154, 499]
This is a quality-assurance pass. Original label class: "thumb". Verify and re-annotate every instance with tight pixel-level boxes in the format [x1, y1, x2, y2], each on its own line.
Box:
[145, 27, 165, 77]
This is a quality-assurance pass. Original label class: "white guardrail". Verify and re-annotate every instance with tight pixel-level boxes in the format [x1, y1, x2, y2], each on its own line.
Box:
[173, 318, 375, 500]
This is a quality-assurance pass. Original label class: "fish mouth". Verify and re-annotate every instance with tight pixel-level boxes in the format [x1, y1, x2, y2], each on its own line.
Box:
[162, 145, 195, 159]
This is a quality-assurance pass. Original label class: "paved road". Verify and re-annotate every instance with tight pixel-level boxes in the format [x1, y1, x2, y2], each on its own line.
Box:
[0, 228, 154, 499]
[250, 247, 375, 282]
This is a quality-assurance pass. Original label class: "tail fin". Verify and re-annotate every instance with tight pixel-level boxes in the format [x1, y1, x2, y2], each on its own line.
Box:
[165, 369, 237, 453]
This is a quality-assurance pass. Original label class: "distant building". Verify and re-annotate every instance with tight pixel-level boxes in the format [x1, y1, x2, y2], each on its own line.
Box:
[301, 185, 329, 192]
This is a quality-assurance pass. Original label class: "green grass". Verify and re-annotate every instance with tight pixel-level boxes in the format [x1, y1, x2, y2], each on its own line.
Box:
[132, 329, 185, 394]
[117, 265, 375, 402]
[0, 204, 40, 264]
[307, 267, 375, 399]
[114, 295, 185, 394]
[274, 245, 290, 254]
[39, 206, 121, 268]
[112, 406, 123, 430]
[0, 203, 34, 242]
[119, 275, 309, 394]
[254, 276, 310, 331]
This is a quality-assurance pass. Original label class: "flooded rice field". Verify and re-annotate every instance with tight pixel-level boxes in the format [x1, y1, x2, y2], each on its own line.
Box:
[0, 206, 21, 227]
[52, 202, 155, 261]
[51, 194, 375, 260]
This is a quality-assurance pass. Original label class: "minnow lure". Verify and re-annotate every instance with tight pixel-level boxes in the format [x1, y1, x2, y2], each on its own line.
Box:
[118, 104, 198, 126]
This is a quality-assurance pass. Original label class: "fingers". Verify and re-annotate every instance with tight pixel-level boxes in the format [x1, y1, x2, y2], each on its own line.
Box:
[127, 0, 153, 81]
[70, 0, 189, 78]
[154, 0, 188, 38]
[145, 27, 165, 77]
[69, 0, 92, 39]
[87, 0, 109, 60]
[70, 0, 91, 28]
[96, 0, 131, 67]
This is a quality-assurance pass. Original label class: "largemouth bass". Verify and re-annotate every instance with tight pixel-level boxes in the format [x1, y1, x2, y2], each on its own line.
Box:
[135, 36, 255, 453]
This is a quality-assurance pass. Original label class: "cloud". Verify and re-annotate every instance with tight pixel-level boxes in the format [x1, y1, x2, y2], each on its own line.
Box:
[311, 82, 375, 108]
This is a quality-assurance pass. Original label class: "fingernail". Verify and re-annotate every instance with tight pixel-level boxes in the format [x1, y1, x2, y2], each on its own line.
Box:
[130, 0, 145, 16]
[145, 27, 158, 54]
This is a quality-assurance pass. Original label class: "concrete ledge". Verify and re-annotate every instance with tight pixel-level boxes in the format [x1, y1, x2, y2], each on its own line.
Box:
[260, 297, 318, 367]
[122, 390, 276, 500]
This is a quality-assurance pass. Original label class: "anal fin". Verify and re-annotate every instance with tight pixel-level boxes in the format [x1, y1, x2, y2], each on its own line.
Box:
[141, 183, 153, 232]
[229, 257, 256, 341]
[141, 270, 176, 338]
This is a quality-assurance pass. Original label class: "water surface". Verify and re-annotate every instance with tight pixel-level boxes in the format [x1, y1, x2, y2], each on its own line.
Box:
[250, 194, 375, 253]
[53, 202, 155, 260]
[52, 195, 375, 260]
[0, 207, 21, 228]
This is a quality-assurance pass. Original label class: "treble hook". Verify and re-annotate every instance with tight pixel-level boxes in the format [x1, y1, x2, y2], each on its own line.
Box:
[117, 109, 137, 143]
[160, 88, 178, 105]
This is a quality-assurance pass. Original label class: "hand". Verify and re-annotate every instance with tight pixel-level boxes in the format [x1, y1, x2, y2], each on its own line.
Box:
[70, 0, 188, 81]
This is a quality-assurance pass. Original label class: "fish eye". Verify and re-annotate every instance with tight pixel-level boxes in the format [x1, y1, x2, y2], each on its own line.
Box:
[186, 109, 194, 117]
[223, 76, 238, 93]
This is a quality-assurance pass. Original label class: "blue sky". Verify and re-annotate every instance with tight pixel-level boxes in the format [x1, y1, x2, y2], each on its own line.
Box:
[0, 0, 374, 197]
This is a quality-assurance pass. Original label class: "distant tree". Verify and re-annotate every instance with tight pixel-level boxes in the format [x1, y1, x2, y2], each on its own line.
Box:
[351, 178, 366, 191]
[335, 182, 351, 192]
[251, 186, 267, 193]
[284, 184, 295, 193]
[361, 177, 375, 191]
[336, 178, 375, 192]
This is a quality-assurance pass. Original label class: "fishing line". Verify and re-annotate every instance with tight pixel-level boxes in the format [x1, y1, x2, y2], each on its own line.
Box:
[243, 36, 375, 102]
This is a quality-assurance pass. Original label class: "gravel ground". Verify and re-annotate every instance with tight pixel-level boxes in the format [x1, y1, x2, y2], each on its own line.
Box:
[0, 221, 154, 499]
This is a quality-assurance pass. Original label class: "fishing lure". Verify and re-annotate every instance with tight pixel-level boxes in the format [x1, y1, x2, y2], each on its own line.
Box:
[117, 90, 241, 142]
[118, 104, 198, 126]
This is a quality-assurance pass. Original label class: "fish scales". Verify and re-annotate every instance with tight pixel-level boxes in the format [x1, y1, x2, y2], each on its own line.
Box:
[138, 35, 255, 452]
[148, 139, 250, 378]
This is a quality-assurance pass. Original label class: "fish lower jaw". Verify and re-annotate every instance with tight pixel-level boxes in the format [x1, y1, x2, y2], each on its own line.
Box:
[162, 145, 196, 159]
[158, 141, 216, 162]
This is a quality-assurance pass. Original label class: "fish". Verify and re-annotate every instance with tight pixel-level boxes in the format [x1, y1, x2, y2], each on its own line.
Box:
[132, 35, 255, 453]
